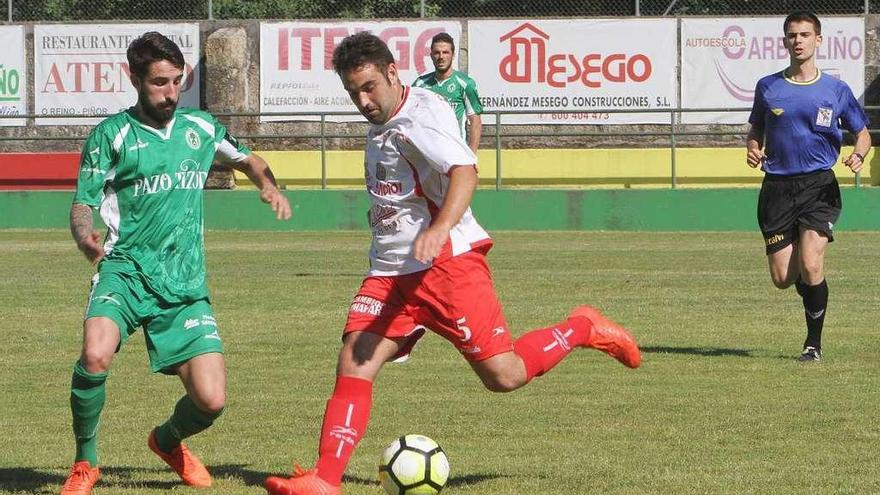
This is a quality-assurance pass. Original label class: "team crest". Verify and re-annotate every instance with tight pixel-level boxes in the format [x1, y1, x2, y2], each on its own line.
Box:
[185, 128, 201, 149]
[376, 164, 387, 181]
[771, 108, 784, 116]
[816, 107, 833, 127]
[447, 83, 456, 92]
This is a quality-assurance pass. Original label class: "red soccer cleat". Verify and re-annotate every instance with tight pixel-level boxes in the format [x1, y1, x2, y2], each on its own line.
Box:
[264, 465, 342, 495]
[59, 461, 100, 495]
[148, 428, 212, 487]
[570, 305, 641, 368]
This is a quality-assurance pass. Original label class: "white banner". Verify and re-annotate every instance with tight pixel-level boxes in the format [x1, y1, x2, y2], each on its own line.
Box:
[681, 17, 865, 124]
[0, 26, 27, 126]
[34, 24, 201, 126]
[467, 20, 678, 125]
[260, 21, 463, 122]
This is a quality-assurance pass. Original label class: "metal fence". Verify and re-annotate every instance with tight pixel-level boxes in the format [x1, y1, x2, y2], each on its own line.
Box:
[224, 107, 878, 190]
[3, 0, 879, 21]
[3, 107, 876, 189]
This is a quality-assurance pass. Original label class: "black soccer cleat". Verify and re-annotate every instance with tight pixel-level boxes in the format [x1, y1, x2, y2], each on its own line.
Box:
[798, 346, 821, 362]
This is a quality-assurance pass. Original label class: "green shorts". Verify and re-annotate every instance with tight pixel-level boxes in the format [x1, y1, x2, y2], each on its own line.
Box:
[85, 271, 224, 373]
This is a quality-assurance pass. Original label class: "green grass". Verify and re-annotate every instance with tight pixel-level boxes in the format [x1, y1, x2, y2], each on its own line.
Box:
[1, 230, 879, 494]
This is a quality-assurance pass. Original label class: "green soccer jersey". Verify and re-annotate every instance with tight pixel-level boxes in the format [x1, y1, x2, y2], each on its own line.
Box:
[413, 69, 483, 138]
[73, 107, 250, 303]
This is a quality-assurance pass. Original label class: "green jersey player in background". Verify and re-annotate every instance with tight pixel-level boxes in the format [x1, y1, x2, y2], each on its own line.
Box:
[413, 32, 483, 153]
[60, 32, 291, 495]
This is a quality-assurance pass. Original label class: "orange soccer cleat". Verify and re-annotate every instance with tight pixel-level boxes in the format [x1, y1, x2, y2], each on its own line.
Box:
[570, 305, 641, 368]
[60, 461, 100, 495]
[148, 428, 212, 487]
[264, 465, 342, 495]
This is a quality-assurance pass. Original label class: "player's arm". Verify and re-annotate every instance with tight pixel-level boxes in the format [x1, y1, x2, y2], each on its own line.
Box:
[745, 81, 767, 168]
[71, 127, 113, 264]
[413, 165, 477, 263]
[213, 121, 292, 220]
[746, 123, 765, 168]
[464, 79, 484, 154]
[70, 203, 104, 264]
[843, 127, 871, 173]
[467, 114, 482, 154]
[229, 153, 292, 220]
[840, 86, 872, 174]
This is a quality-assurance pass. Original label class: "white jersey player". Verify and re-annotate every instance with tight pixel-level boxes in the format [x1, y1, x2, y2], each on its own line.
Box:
[265, 32, 641, 495]
[365, 85, 490, 275]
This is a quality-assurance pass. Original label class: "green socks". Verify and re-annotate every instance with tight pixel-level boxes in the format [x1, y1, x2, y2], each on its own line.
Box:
[71, 360, 223, 462]
[70, 360, 108, 466]
[153, 395, 224, 453]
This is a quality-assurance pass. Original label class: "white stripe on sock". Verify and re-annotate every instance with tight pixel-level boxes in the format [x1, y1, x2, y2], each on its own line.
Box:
[335, 403, 356, 459]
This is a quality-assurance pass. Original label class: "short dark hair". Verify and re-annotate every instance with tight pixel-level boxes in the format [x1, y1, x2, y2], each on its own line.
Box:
[332, 32, 395, 76]
[431, 32, 455, 52]
[784, 11, 821, 35]
[127, 31, 185, 79]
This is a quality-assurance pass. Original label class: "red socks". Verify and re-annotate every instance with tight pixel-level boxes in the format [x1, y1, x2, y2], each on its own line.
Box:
[513, 317, 592, 382]
[313, 319, 591, 485]
[315, 376, 373, 486]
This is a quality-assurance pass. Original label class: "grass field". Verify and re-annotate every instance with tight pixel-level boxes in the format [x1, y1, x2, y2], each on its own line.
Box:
[1, 230, 879, 495]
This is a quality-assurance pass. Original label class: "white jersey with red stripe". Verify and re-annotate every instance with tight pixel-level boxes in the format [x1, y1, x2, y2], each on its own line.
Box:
[365, 86, 492, 276]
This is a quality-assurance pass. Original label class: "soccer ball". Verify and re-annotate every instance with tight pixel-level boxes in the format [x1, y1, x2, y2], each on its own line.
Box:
[378, 434, 450, 495]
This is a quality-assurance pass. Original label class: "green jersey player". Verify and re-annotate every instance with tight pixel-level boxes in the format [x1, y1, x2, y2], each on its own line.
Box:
[60, 32, 291, 495]
[413, 32, 483, 153]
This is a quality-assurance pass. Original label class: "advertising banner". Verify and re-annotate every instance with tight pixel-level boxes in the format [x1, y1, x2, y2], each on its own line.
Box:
[260, 21, 462, 122]
[34, 24, 201, 126]
[468, 19, 678, 124]
[0, 26, 27, 126]
[681, 17, 865, 124]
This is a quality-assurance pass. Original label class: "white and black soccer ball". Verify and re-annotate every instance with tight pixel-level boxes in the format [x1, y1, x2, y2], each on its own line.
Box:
[378, 434, 450, 495]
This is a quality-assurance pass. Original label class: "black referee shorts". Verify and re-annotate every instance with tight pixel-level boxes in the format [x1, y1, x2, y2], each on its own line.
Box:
[757, 168, 841, 255]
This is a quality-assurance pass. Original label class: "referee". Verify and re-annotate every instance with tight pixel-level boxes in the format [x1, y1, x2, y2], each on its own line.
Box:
[746, 11, 871, 361]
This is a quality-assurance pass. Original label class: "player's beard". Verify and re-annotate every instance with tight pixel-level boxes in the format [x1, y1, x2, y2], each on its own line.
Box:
[139, 91, 177, 126]
[362, 104, 385, 124]
[436, 59, 451, 74]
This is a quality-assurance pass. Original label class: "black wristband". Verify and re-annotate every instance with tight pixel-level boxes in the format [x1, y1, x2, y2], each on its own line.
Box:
[853, 152, 864, 162]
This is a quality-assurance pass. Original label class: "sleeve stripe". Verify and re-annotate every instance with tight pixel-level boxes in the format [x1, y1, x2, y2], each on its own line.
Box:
[459, 75, 480, 116]
[111, 123, 131, 152]
[464, 95, 475, 115]
[215, 139, 248, 163]
[183, 114, 217, 139]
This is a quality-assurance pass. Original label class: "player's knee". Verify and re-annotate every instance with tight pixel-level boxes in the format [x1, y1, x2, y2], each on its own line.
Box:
[771, 276, 792, 290]
[80, 348, 113, 373]
[769, 268, 796, 289]
[205, 402, 226, 417]
[479, 373, 524, 393]
[196, 397, 226, 416]
[800, 263, 823, 283]
[195, 393, 226, 415]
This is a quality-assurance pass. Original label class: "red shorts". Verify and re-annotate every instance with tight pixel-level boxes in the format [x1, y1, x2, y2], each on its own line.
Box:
[344, 251, 513, 362]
